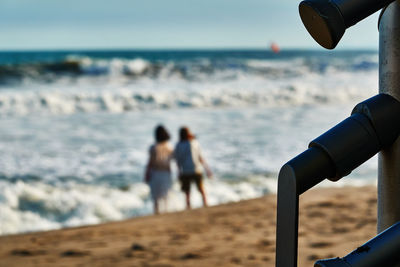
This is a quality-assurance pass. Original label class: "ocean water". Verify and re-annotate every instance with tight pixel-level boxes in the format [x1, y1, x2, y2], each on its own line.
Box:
[0, 49, 379, 235]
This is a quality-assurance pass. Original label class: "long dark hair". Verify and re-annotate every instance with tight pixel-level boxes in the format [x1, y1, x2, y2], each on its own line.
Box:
[155, 125, 170, 143]
[179, 126, 195, 141]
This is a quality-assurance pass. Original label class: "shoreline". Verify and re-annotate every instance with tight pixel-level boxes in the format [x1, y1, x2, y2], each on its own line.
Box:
[0, 185, 378, 266]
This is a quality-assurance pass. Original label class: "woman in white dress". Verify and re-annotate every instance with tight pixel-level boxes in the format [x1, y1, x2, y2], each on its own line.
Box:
[144, 125, 173, 214]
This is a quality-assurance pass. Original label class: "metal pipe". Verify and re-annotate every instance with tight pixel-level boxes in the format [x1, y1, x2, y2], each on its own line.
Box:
[334, 0, 394, 27]
[299, 0, 395, 49]
[378, 0, 400, 235]
[276, 147, 335, 267]
[275, 112, 379, 266]
[315, 221, 400, 267]
[275, 94, 400, 267]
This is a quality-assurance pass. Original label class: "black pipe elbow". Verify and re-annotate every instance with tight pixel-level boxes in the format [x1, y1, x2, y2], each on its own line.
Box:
[275, 94, 400, 267]
[352, 93, 400, 148]
[309, 113, 380, 180]
[315, 221, 400, 267]
[299, 0, 395, 49]
[310, 94, 400, 180]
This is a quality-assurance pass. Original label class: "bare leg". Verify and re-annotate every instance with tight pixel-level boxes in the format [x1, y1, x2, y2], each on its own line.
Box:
[185, 192, 191, 209]
[154, 199, 159, 215]
[164, 197, 168, 213]
[199, 187, 208, 207]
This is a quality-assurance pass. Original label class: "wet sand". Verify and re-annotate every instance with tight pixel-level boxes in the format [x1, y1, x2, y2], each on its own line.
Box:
[0, 186, 377, 267]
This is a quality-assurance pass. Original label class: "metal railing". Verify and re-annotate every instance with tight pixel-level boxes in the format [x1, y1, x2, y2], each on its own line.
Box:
[276, 2, 400, 265]
[275, 94, 400, 267]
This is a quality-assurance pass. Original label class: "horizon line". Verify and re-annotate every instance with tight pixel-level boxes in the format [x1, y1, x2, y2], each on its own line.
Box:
[0, 46, 379, 52]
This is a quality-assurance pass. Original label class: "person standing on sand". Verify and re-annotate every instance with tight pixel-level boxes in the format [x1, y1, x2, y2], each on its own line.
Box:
[144, 125, 174, 214]
[174, 126, 212, 209]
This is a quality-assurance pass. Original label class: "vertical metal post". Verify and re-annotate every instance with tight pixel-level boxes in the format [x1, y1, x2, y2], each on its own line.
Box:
[378, 0, 400, 234]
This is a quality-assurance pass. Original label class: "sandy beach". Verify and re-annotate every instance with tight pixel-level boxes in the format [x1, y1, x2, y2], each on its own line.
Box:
[0, 185, 378, 267]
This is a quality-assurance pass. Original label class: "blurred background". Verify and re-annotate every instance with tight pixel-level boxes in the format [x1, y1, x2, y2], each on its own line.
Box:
[0, 0, 381, 235]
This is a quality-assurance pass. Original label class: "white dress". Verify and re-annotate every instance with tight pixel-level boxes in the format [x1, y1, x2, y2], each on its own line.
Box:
[149, 169, 172, 200]
[148, 142, 173, 200]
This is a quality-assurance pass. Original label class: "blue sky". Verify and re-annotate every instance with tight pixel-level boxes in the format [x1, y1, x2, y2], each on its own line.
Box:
[0, 0, 380, 50]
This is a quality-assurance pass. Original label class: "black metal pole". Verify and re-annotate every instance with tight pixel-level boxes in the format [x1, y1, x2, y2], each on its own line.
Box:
[333, 0, 394, 27]
[275, 94, 400, 267]
[315, 221, 400, 267]
[276, 147, 334, 267]
[299, 0, 395, 49]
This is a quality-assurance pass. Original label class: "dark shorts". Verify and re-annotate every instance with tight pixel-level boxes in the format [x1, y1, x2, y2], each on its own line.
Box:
[179, 173, 203, 193]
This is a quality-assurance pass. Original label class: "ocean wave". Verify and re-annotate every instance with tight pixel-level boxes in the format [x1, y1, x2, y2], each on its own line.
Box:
[0, 180, 149, 235]
[0, 78, 377, 116]
[0, 57, 379, 117]
[0, 52, 378, 86]
[0, 51, 379, 117]
[0, 175, 277, 235]
[0, 171, 376, 235]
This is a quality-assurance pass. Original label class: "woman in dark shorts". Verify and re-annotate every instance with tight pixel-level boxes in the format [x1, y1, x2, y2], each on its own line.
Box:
[174, 127, 212, 209]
